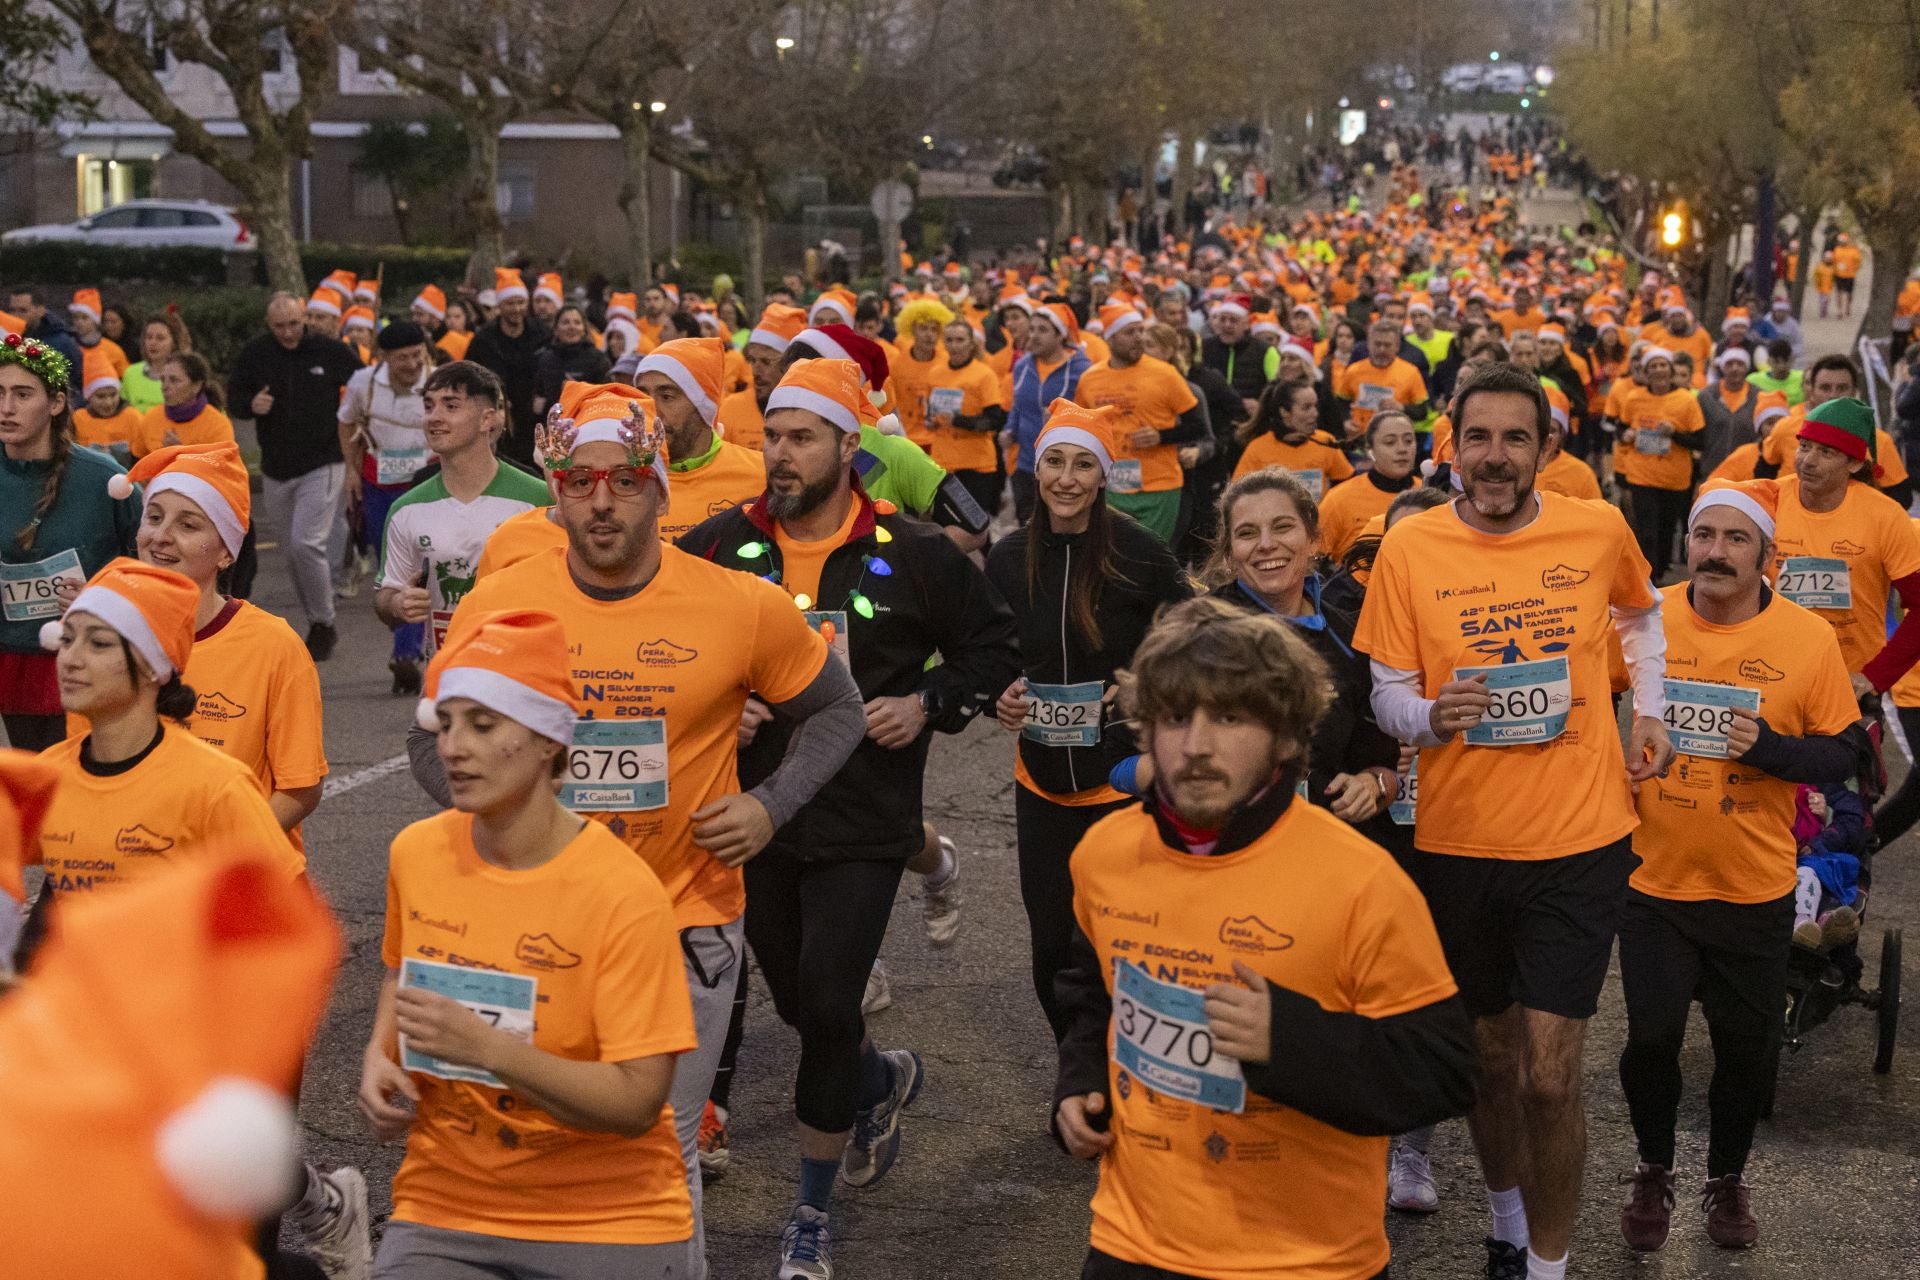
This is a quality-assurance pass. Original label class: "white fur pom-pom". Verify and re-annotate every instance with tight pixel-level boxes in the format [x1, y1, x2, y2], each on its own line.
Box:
[154, 1077, 300, 1219]
[1419, 458, 1438, 480]
[868, 389, 889, 408]
[107, 472, 134, 500]
[415, 697, 439, 733]
[875, 412, 905, 438]
[38, 620, 62, 651]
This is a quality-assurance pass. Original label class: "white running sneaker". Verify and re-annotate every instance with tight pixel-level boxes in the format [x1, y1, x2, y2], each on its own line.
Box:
[862, 960, 893, 1015]
[922, 836, 963, 947]
[1387, 1141, 1440, 1213]
[777, 1204, 833, 1279]
[288, 1165, 371, 1280]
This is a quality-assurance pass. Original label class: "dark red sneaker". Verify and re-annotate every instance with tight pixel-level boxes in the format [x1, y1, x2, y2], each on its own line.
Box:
[1702, 1174, 1758, 1248]
[1620, 1162, 1675, 1251]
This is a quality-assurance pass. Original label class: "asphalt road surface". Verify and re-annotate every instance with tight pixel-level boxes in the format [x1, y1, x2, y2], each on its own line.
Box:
[227, 535, 1919, 1280]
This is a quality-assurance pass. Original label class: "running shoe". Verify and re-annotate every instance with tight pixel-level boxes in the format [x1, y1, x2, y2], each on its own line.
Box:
[1386, 1140, 1439, 1212]
[840, 1048, 924, 1187]
[1620, 1162, 1675, 1252]
[697, 1099, 731, 1179]
[304, 622, 338, 662]
[1818, 905, 1860, 951]
[922, 836, 962, 947]
[1792, 918, 1825, 951]
[1701, 1174, 1758, 1248]
[389, 658, 422, 697]
[861, 961, 892, 1015]
[287, 1165, 371, 1280]
[1482, 1237, 1528, 1280]
[777, 1204, 832, 1280]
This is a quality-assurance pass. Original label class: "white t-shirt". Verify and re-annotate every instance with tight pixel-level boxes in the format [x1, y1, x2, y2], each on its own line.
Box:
[340, 364, 429, 487]
[379, 463, 553, 652]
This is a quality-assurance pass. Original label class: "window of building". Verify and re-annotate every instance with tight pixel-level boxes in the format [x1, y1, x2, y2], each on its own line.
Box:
[78, 157, 156, 215]
[351, 171, 392, 219]
[497, 163, 536, 219]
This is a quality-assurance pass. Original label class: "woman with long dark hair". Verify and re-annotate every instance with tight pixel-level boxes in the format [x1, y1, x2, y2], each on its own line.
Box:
[984, 400, 1191, 1039]
[534, 304, 612, 417]
[0, 337, 140, 750]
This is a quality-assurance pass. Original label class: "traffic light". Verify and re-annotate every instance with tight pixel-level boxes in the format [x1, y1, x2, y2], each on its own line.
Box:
[1661, 210, 1684, 247]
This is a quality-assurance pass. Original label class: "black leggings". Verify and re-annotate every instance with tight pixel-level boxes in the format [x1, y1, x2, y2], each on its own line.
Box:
[1016, 786, 1132, 1042]
[743, 844, 906, 1132]
[1873, 705, 1920, 847]
[1617, 890, 1792, 1179]
[1625, 482, 1688, 579]
[1082, 1248, 1388, 1279]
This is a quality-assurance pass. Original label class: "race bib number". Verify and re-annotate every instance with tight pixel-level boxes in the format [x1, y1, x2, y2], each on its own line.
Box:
[1456, 656, 1573, 746]
[1633, 430, 1671, 455]
[1663, 679, 1761, 759]
[1023, 680, 1102, 747]
[563, 718, 667, 812]
[398, 958, 536, 1087]
[1109, 457, 1143, 494]
[1, 548, 82, 622]
[1777, 556, 1851, 610]
[804, 609, 850, 667]
[1112, 959, 1246, 1113]
[1289, 467, 1325, 502]
[1390, 756, 1418, 826]
[1356, 382, 1396, 413]
[926, 386, 965, 422]
[375, 446, 429, 487]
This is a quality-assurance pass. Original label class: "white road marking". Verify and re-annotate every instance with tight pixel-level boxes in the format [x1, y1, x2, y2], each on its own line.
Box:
[322, 753, 410, 799]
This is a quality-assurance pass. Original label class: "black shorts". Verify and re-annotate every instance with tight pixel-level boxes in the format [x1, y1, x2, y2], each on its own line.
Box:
[1837, 275, 1857, 296]
[1404, 837, 1638, 1021]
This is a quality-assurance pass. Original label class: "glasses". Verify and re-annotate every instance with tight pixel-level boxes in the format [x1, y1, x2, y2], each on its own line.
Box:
[554, 466, 649, 499]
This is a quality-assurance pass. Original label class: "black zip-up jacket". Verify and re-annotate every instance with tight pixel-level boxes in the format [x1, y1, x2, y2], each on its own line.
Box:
[985, 511, 1192, 796]
[1052, 781, 1477, 1141]
[679, 485, 1019, 862]
[1200, 334, 1270, 408]
[1212, 577, 1406, 853]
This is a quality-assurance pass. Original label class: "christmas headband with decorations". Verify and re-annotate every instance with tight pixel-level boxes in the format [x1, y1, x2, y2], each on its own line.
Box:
[535, 397, 664, 470]
[0, 332, 72, 391]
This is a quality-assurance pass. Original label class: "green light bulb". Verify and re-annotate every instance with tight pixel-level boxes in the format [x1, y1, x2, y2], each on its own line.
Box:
[738, 541, 765, 558]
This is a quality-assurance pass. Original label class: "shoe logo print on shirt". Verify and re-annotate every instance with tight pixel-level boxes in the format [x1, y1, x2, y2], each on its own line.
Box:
[1218, 914, 1294, 954]
[515, 932, 583, 971]
[1540, 563, 1591, 590]
[1738, 658, 1786, 683]
[1831, 539, 1865, 556]
[636, 638, 698, 666]
[195, 691, 247, 721]
[115, 824, 175, 856]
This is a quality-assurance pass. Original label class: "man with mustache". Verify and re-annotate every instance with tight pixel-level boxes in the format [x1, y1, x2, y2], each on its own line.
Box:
[1355, 361, 1675, 1280]
[1615, 478, 1865, 1253]
[1051, 597, 1474, 1280]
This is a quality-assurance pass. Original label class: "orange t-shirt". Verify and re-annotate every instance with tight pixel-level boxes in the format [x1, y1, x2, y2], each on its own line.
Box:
[885, 347, 943, 447]
[455, 546, 828, 927]
[925, 357, 1004, 474]
[1071, 799, 1456, 1279]
[1354, 493, 1657, 859]
[1640, 323, 1713, 386]
[1757, 410, 1908, 491]
[1317, 473, 1412, 559]
[436, 330, 473, 362]
[1709, 443, 1759, 483]
[722, 344, 751, 395]
[1769, 475, 1920, 673]
[1616, 386, 1704, 490]
[130, 403, 235, 458]
[1335, 358, 1428, 432]
[475, 506, 567, 579]
[1074, 356, 1198, 494]
[73, 404, 141, 450]
[1633, 582, 1858, 903]
[1537, 451, 1604, 501]
[1833, 244, 1863, 280]
[35, 723, 300, 895]
[660, 437, 764, 545]
[719, 388, 765, 451]
[773, 493, 862, 605]
[1232, 433, 1356, 497]
[383, 813, 695, 1244]
[1493, 306, 1546, 337]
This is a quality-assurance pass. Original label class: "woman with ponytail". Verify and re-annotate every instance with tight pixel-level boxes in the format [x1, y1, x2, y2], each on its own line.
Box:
[0, 334, 140, 750]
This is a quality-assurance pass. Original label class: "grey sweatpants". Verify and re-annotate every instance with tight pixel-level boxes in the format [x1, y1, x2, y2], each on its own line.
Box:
[262, 462, 343, 628]
[670, 916, 745, 1280]
[373, 1220, 686, 1279]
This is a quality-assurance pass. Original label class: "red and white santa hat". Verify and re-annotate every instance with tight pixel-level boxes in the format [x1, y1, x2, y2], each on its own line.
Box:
[1211, 293, 1252, 320]
[415, 608, 578, 742]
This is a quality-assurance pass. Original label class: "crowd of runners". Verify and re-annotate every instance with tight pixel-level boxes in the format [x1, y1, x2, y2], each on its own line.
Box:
[1, 162, 1911, 1280]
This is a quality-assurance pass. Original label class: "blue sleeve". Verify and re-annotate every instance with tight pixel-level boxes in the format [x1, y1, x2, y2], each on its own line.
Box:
[1109, 754, 1144, 796]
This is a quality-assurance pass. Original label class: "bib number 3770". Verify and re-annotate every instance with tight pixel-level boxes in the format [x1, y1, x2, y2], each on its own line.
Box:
[563, 718, 667, 812]
[1111, 959, 1246, 1113]
[1455, 656, 1573, 746]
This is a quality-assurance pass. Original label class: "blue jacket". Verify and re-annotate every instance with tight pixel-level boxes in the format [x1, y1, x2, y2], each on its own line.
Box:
[1008, 347, 1093, 473]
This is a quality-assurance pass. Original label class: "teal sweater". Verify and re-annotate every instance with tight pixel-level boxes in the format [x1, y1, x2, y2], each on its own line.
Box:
[1, 443, 141, 654]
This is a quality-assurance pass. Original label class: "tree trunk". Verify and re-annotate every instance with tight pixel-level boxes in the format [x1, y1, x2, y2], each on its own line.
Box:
[464, 112, 506, 286]
[1171, 127, 1196, 236]
[1857, 220, 1919, 350]
[617, 113, 653, 288]
[1788, 201, 1819, 316]
[742, 183, 768, 318]
[1702, 226, 1734, 332]
[247, 169, 305, 296]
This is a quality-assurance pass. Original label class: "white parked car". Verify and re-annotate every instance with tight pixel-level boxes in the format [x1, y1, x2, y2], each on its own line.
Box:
[1484, 66, 1530, 94]
[1, 199, 254, 250]
[1442, 64, 1486, 93]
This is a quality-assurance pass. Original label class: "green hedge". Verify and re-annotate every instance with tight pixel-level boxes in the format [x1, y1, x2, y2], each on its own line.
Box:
[118, 284, 275, 378]
[0, 242, 235, 288]
[297, 243, 471, 295]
